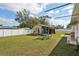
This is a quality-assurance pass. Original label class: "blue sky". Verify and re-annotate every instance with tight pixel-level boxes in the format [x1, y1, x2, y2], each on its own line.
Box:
[0, 3, 74, 28]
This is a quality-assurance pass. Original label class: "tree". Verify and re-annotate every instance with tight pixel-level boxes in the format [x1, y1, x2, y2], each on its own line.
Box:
[55, 25, 64, 29]
[39, 15, 51, 26]
[29, 17, 40, 28]
[15, 9, 32, 28]
[15, 9, 50, 28]
[15, 9, 30, 24]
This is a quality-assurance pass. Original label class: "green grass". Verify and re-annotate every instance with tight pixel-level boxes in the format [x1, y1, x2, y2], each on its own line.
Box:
[49, 37, 79, 56]
[0, 32, 64, 56]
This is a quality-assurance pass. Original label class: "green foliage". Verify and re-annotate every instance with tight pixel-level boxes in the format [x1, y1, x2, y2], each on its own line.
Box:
[54, 25, 64, 29]
[15, 9, 50, 28]
[39, 15, 50, 26]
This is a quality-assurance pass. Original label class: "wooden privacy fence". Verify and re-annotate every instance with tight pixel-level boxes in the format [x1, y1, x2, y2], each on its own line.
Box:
[0, 28, 33, 37]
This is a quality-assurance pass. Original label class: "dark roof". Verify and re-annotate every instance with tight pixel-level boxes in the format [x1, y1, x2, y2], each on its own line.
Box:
[0, 26, 18, 29]
[33, 24, 55, 29]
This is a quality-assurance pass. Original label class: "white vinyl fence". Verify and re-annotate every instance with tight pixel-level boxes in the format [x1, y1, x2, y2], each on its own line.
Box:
[0, 28, 33, 37]
[56, 29, 72, 32]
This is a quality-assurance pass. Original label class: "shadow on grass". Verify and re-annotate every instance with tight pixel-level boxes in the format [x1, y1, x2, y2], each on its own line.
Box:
[27, 34, 49, 40]
[49, 37, 79, 56]
[34, 36, 49, 40]
[26, 34, 38, 36]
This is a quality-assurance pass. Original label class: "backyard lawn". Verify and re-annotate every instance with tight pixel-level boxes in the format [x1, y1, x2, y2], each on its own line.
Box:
[0, 32, 64, 56]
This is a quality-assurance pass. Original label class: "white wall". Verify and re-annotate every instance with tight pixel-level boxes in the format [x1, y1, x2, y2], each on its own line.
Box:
[55, 29, 72, 32]
[75, 23, 79, 38]
[71, 23, 79, 38]
[0, 28, 33, 37]
[71, 25, 75, 37]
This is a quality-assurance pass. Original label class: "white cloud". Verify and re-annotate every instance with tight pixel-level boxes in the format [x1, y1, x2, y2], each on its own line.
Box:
[0, 3, 50, 26]
[68, 8, 73, 15]
[49, 5, 74, 28]
[42, 3, 49, 9]
[61, 4, 74, 16]
[50, 17, 71, 28]
[55, 10, 60, 14]
[0, 18, 15, 22]
[29, 14, 38, 18]
[0, 3, 73, 27]
[2, 3, 49, 14]
[46, 10, 54, 16]
[62, 5, 74, 11]
[0, 6, 5, 9]
[0, 18, 19, 26]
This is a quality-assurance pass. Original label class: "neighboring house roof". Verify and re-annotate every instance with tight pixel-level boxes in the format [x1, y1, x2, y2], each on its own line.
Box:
[33, 24, 54, 29]
[0, 26, 18, 29]
[69, 3, 79, 25]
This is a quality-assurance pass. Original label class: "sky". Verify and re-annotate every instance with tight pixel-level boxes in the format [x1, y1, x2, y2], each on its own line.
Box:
[0, 3, 74, 28]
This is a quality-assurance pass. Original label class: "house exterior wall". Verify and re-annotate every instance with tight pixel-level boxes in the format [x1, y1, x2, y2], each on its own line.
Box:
[67, 25, 76, 44]
[71, 24, 77, 38]
[71, 23, 79, 39]
[68, 4, 79, 44]
[33, 26, 42, 34]
[77, 23, 79, 37]
[75, 23, 79, 38]
[72, 23, 79, 44]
